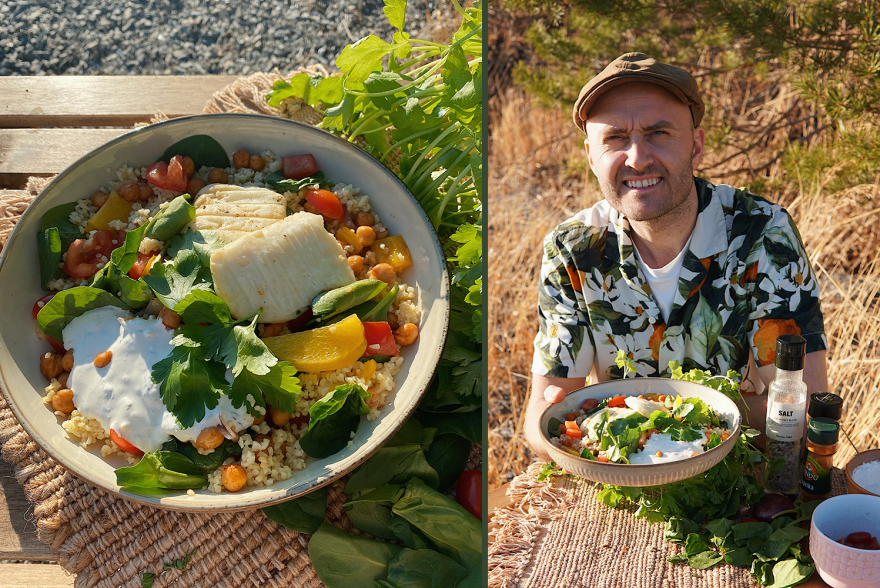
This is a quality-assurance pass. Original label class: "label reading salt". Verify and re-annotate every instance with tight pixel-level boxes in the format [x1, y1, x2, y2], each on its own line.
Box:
[766, 399, 806, 442]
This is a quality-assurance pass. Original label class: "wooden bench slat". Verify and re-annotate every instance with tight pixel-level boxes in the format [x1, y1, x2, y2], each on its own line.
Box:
[0, 76, 244, 128]
[0, 563, 74, 587]
[0, 460, 58, 561]
[0, 128, 128, 189]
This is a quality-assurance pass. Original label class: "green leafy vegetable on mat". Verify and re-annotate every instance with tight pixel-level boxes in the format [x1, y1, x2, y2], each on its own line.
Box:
[261, 486, 329, 534]
[36, 286, 132, 340]
[299, 384, 370, 459]
[159, 134, 230, 170]
[141, 546, 198, 588]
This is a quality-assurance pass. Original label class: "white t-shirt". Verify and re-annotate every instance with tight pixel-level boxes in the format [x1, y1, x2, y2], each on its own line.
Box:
[634, 232, 694, 324]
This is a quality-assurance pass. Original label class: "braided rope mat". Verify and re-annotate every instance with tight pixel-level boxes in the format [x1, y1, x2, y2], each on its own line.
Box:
[0, 70, 481, 588]
[488, 463, 845, 588]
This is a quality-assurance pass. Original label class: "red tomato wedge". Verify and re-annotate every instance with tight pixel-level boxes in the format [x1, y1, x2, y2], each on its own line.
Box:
[62, 229, 117, 278]
[304, 188, 343, 220]
[580, 398, 599, 411]
[46, 336, 66, 353]
[456, 470, 482, 520]
[282, 154, 318, 179]
[362, 322, 399, 357]
[146, 155, 188, 191]
[128, 252, 155, 280]
[110, 429, 143, 456]
[608, 396, 627, 408]
[287, 307, 314, 333]
[32, 293, 56, 320]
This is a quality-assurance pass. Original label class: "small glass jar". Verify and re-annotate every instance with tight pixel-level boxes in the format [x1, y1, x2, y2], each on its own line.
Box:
[800, 417, 839, 502]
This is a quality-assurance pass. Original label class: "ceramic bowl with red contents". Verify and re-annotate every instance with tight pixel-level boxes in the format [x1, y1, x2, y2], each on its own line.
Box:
[810, 494, 880, 588]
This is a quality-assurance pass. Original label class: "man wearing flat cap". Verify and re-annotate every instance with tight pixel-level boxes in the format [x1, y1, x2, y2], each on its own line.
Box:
[524, 53, 828, 459]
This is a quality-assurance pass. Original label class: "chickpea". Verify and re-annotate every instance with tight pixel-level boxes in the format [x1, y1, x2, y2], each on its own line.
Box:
[374, 224, 389, 240]
[94, 350, 112, 368]
[118, 182, 140, 203]
[207, 167, 228, 183]
[232, 149, 250, 169]
[40, 352, 64, 381]
[249, 155, 266, 171]
[61, 349, 75, 372]
[195, 426, 225, 450]
[655, 451, 663, 458]
[138, 182, 152, 201]
[387, 313, 399, 330]
[57, 371, 69, 388]
[356, 226, 376, 248]
[252, 413, 266, 426]
[261, 323, 285, 338]
[268, 407, 291, 427]
[158, 307, 180, 329]
[187, 178, 206, 195]
[51, 389, 75, 414]
[347, 255, 364, 274]
[220, 464, 248, 492]
[91, 190, 109, 208]
[394, 323, 419, 346]
[370, 263, 396, 284]
[355, 212, 375, 227]
[181, 156, 195, 177]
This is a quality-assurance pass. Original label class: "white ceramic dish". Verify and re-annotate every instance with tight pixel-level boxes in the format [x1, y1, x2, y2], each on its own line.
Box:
[539, 378, 742, 486]
[0, 113, 449, 511]
[810, 494, 880, 588]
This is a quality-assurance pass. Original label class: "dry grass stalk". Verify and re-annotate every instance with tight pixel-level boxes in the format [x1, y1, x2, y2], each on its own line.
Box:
[488, 88, 880, 489]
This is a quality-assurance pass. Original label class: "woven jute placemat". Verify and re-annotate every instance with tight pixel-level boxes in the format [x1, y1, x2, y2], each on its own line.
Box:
[488, 463, 845, 588]
[0, 70, 481, 588]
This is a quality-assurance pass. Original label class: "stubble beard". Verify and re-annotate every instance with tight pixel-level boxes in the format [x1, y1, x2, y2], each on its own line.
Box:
[599, 154, 695, 223]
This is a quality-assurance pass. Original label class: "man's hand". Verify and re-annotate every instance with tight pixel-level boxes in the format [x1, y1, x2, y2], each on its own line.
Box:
[525, 374, 588, 462]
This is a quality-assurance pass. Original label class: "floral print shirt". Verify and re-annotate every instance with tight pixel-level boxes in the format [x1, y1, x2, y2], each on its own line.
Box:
[531, 177, 826, 385]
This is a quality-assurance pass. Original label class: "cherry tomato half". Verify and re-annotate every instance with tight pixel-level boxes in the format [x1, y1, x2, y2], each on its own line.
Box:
[32, 293, 56, 320]
[304, 188, 343, 220]
[62, 229, 118, 278]
[110, 429, 143, 456]
[282, 154, 318, 179]
[128, 252, 155, 280]
[456, 469, 482, 521]
[362, 322, 399, 357]
[146, 155, 189, 191]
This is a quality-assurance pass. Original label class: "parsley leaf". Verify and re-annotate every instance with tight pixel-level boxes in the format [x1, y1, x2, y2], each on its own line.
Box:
[230, 361, 300, 415]
[165, 229, 225, 266]
[151, 346, 228, 428]
[143, 248, 211, 310]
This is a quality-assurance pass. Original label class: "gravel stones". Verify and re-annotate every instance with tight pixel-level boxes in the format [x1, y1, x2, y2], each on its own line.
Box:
[1, 0, 447, 76]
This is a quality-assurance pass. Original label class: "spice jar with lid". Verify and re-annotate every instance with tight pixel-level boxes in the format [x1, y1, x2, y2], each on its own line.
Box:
[800, 417, 839, 501]
[765, 335, 809, 494]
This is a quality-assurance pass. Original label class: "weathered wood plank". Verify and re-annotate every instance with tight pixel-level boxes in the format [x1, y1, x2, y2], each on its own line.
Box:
[0, 128, 127, 189]
[0, 459, 58, 561]
[0, 563, 74, 587]
[0, 76, 242, 128]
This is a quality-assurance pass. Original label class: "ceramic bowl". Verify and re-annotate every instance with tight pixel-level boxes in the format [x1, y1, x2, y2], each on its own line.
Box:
[539, 377, 742, 486]
[810, 494, 880, 588]
[845, 449, 880, 497]
[0, 113, 449, 511]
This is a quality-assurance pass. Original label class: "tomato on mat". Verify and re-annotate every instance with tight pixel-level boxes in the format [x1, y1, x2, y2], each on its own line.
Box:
[456, 469, 482, 521]
[62, 229, 117, 278]
[362, 322, 399, 357]
[304, 189, 343, 220]
[282, 154, 318, 179]
[146, 155, 189, 191]
[110, 429, 143, 456]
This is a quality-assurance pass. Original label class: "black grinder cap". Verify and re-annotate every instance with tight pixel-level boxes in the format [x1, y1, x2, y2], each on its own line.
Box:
[809, 392, 844, 421]
[775, 334, 806, 371]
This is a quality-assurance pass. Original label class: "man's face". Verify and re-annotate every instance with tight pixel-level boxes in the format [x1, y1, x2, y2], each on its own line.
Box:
[584, 82, 705, 222]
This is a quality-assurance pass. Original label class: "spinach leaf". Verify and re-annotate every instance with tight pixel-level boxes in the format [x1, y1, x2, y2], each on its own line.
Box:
[378, 548, 467, 588]
[115, 451, 207, 493]
[664, 518, 700, 545]
[145, 194, 196, 241]
[159, 135, 230, 170]
[37, 286, 132, 340]
[40, 201, 81, 250]
[150, 346, 228, 429]
[116, 274, 154, 310]
[392, 478, 481, 588]
[723, 546, 755, 567]
[547, 417, 563, 438]
[37, 227, 63, 290]
[161, 437, 242, 472]
[760, 526, 810, 560]
[765, 558, 814, 588]
[424, 433, 471, 493]
[261, 486, 328, 534]
[417, 410, 481, 444]
[109, 222, 148, 273]
[266, 170, 328, 194]
[344, 419, 438, 495]
[344, 485, 406, 541]
[687, 550, 724, 570]
[165, 229, 225, 266]
[299, 384, 370, 459]
[358, 283, 400, 323]
[684, 533, 711, 557]
[308, 522, 402, 588]
[311, 279, 385, 319]
[732, 521, 773, 544]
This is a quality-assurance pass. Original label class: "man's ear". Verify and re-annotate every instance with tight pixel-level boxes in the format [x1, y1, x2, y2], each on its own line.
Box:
[692, 126, 706, 169]
[584, 137, 595, 172]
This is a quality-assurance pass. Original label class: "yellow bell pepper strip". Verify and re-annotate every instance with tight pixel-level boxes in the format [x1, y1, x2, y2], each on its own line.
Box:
[85, 191, 134, 232]
[335, 226, 363, 254]
[262, 314, 367, 372]
[370, 235, 413, 273]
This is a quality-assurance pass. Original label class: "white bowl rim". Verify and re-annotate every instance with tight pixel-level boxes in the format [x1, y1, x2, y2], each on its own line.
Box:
[811, 493, 880, 554]
[539, 377, 743, 468]
[0, 112, 451, 511]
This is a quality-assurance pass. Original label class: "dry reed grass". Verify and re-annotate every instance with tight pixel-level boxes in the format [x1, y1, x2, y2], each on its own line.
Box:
[488, 85, 880, 489]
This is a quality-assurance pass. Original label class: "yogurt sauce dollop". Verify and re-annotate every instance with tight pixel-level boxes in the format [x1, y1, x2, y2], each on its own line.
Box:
[627, 433, 706, 465]
[62, 306, 253, 453]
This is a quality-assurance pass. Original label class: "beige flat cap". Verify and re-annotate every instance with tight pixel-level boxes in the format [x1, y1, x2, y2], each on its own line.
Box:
[572, 52, 705, 132]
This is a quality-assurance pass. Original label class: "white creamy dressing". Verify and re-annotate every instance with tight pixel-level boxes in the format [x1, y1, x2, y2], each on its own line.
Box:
[62, 307, 253, 452]
[627, 433, 706, 465]
[853, 460, 880, 494]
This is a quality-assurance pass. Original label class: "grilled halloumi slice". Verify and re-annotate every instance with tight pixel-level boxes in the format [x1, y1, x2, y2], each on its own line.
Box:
[211, 212, 356, 323]
[191, 184, 287, 244]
